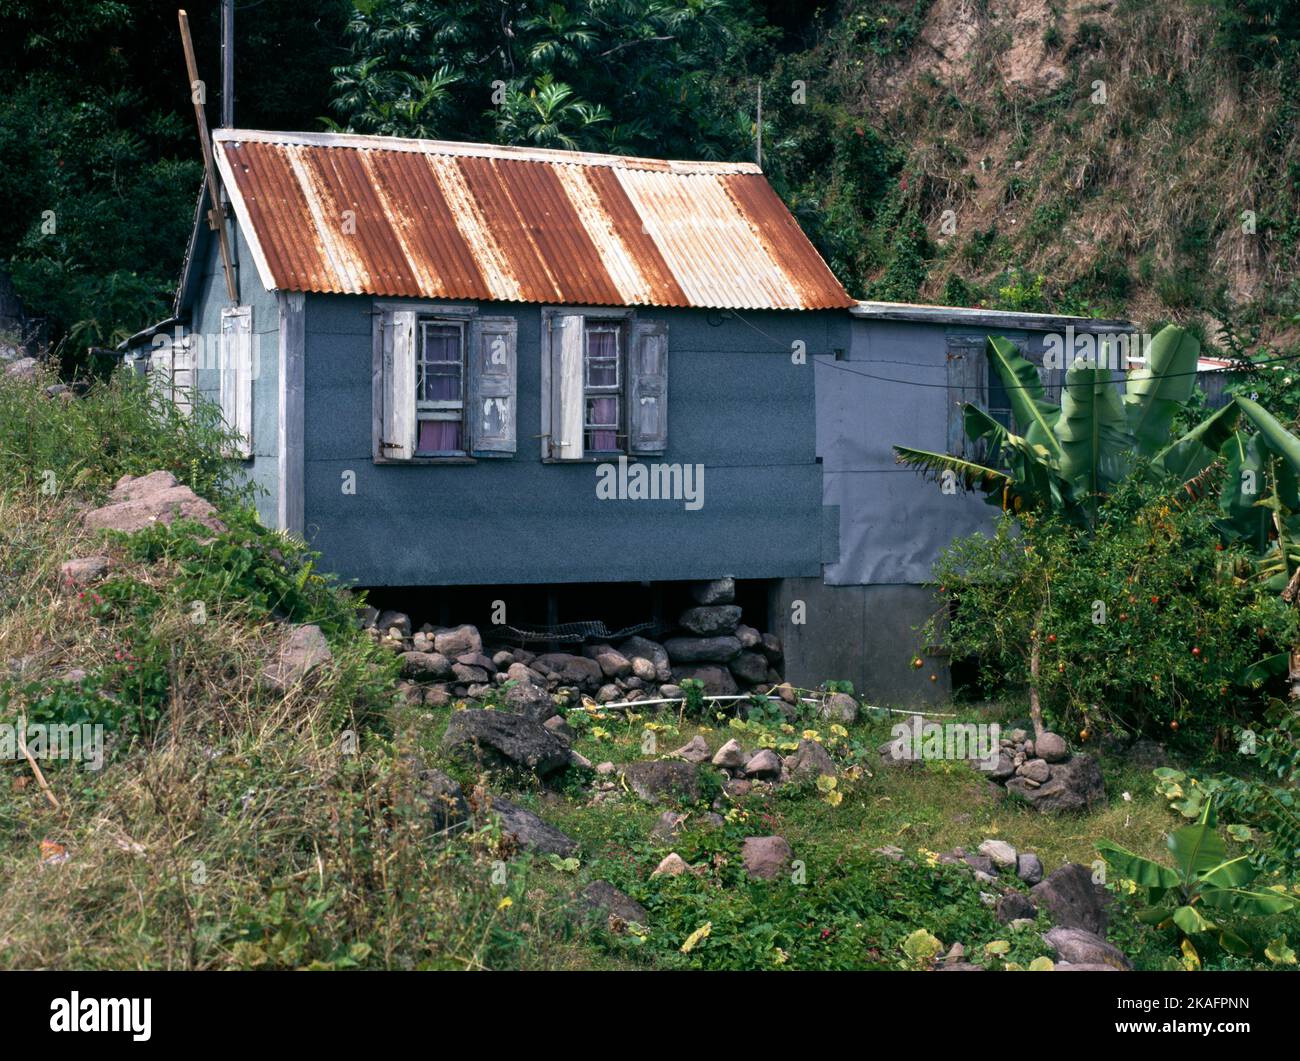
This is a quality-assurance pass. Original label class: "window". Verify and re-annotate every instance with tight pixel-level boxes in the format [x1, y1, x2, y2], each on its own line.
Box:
[416, 319, 466, 455]
[583, 321, 624, 453]
[543, 309, 668, 461]
[219, 306, 253, 458]
[373, 305, 517, 462]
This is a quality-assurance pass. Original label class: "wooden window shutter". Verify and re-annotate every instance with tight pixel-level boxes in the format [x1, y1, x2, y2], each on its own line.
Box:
[547, 312, 584, 460]
[373, 307, 417, 460]
[468, 315, 517, 456]
[220, 306, 253, 457]
[628, 319, 668, 455]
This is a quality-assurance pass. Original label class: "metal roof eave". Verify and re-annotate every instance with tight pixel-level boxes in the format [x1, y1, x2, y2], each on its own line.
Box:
[850, 300, 1137, 333]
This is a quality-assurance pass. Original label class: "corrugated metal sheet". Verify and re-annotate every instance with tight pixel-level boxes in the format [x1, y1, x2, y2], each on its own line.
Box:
[213, 129, 853, 311]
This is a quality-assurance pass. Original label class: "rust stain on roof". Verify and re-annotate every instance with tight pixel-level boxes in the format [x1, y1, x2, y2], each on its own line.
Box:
[213, 129, 854, 311]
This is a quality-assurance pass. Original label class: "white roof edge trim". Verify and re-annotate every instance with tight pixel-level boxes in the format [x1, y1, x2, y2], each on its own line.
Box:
[214, 146, 281, 296]
[850, 300, 1137, 332]
[212, 128, 763, 176]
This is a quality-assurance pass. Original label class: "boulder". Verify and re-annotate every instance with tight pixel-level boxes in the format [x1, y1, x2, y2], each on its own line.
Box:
[532, 652, 604, 690]
[399, 651, 453, 680]
[83, 471, 224, 535]
[577, 881, 647, 927]
[441, 709, 571, 776]
[630, 657, 657, 682]
[664, 636, 742, 664]
[506, 661, 546, 687]
[729, 650, 769, 685]
[622, 760, 701, 804]
[451, 663, 490, 685]
[784, 738, 836, 782]
[658, 684, 684, 700]
[819, 692, 859, 723]
[4, 356, 38, 380]
[651, 852, 697, 877]
[415, 766, 470, 832]
[1036, 731, 1069, 763]
[619, 636, 672, 682]
[742, 836, 793, 880]
[1016, 852, 1045, 885]
[490, 797, 577, 856]
[689, 577, 735, 605]
[1006, 754, 1105, 814]
[504, 681, 557, 721]
[263, 624, 332, 690]
[1043, 927, 1131, 970]
[670, 665, 738, 696]
[670, 735, 711, 764]
[582, 643, 633, 679]
[542, 715, 574, 741]
[1016, 758, 1051, 783]
[978, 839, 1018, 868]
[433, 624, 482, 658]
[758, 632, 783, 663]
[378, 610, 412, 637]
[995, 892, 1037, 924]
[1030, 863, 1112, 936]
[712, 738, 746, 770]
[678, 604, 742, 636]
[596, 683, 622, 703]
[742, 748, 782, 780]
[60, 556, 110, 586]
[734, 624, 761, 648]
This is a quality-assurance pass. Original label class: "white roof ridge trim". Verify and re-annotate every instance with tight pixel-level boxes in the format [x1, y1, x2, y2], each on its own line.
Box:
[213, 128, 763, 176]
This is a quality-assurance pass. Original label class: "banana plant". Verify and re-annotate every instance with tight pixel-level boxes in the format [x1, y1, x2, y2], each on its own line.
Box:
[1097, 797, 1298, 967]
[894, 325, 1217, 525]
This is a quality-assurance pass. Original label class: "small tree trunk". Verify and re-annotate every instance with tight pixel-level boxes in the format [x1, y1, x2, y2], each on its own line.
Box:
[1281, 569, 1300, 701]
[1029, 605, 1046, 739]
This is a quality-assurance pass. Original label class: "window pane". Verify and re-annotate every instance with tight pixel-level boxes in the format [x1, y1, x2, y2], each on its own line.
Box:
[417, 419, 462, 453]
[419, 323, 463, 404]
[585, 396, 619, 451]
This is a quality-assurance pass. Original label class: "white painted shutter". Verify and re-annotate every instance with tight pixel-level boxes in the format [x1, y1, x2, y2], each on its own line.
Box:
[629, 319, 668, 454]
[548, 312, 585, 460]
[220, 306, 253, 457]
[374, 308, 416, 460]
[468, 315, 517, 456]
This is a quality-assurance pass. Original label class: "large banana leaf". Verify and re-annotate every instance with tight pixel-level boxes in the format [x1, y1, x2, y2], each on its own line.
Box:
[986, 336, 1063, 457]
[1168, 804, 1227, 878]
[1217, 431, 1272, 551]
[1096, 840, 1182, 891]
[1124, 325, 1200, 459]
[1236, 396, 1300, 510]
[1198, 887, 1299, 917]
[1055, 358, 1133, 506]
[892, 445, 1015, 500]
[1150, 399, 1241, 481]
[962, 404, 1061, 506]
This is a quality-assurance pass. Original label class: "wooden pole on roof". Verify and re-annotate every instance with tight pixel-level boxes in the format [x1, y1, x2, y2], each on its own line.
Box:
[178, 9, 238, 304]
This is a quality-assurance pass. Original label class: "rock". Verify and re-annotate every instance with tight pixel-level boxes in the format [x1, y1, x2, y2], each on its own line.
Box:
[542, 715, 574, 741]
[995, 892, 1037, 924]
[658, 684, 683, 700]
[503, 680, 556, 721]
[1036, 731, 1069, 762]
[670, 665, 738, 696]
[734, 624, 761, 648]
[1007, 754, 1105, 814]
[577, 881, 647, 927]
[729, 650, 769, 685]
[670, 735, 711, 764]
[596, 683, 622, 703]
[663, 636, 742, 664]
[60, 556, 110, 585]
[758, 632, 783, 663]
[1030, 863, 1112, 936]
[425, 685, 451, 708]
[982, 752, 1016, 781]
[4, 356, 38, 380]
[689, 577, 735, 605]
[582, 643, 633, 679]
[630, 657, 657, 682]
[451, 663, 489, 685]
[441, 709, 572, 776]
[1009, 728, 1028, 743]
[775, 682, 797, 705]
[433, 624, 482, 658]
[490, 797, 577, 856]
[1043, 927, 1131, 970]
[622, 760, 701, 804]
[873, 845, 905, 861]
[651, 810, 687, 841]
[506, 661, 546, 687]
[724, 778, 752, 799]
[83, 471, 224, 535]
[678, 604, 742, 637]
[978, 839, 1018, 868]
[378, 610, 412, 637]
[533, 652, 604, 691]
[1053, 962, 1123, 971]
[652, 852, 696, 877]
[491, 650, 514, 670]
[1016, 852, 1045, 885]
[457, 652, 497, 673]
[712, 738, 746, 770]
[819, 692, 859, 723]
[741, 836, 792, 880]
[964, 853, 997, 875]
[595, 761, 615, 776]
[399, 651, 453, 680]
[415, 766, 470, 832]
[1016, 758, 1051, 783]
[619, 636, 672, 683]
[263, 624, 332, 690]
[784, 738, 836, 781]
[743, 748, 781, 780]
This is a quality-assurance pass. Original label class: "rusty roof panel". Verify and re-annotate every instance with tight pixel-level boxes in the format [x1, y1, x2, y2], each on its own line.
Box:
[213, 129, 854, 311]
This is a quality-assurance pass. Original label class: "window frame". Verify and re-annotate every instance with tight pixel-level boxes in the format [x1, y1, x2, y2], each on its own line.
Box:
[540, 305, 637, 464]
[581, 318, 628, 456]
[414, 316, 469, 457]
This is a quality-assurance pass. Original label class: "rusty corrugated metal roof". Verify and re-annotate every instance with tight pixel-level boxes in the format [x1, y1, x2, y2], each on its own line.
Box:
[212, 130, 853, 311]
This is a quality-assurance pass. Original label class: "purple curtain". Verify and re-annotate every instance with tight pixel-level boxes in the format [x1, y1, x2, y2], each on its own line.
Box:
[587, 396, 619, 451]
[418, 419, 462, 453]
